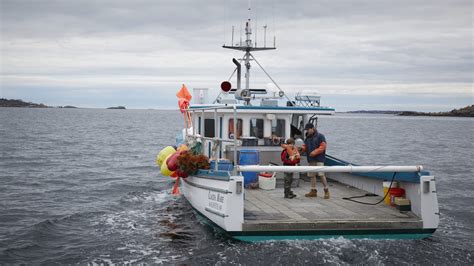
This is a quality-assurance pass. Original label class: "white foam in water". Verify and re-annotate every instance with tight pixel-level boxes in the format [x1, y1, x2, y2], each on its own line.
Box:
[143, 191, 170, 203]
[280, 237, 384, 264]
[120, 243, 169, 264]
[99, 209, 154, 236]
[94, 209, 176, 264]
[121, 191, 170, 204]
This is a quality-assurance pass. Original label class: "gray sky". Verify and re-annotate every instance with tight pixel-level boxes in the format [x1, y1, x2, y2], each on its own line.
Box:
[1, 0, 472, 111]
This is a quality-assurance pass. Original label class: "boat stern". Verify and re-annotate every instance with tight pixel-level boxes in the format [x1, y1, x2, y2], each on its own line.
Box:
[182, 171, 244, 232]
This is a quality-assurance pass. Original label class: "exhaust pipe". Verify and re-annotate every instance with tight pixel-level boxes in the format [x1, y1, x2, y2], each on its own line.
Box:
[232, 58, 241, 90]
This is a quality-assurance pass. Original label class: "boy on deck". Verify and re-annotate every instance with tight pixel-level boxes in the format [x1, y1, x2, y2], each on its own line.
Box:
[281, 138, 301, 199]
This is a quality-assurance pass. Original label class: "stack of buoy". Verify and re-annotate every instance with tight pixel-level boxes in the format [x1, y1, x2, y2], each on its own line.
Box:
[156, 145, 189, 177]
[156, 144, 189, 195]
[157, 146, 175, 177]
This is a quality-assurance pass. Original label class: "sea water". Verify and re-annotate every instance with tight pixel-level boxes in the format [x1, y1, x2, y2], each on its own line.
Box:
[0, 108, 472, 264]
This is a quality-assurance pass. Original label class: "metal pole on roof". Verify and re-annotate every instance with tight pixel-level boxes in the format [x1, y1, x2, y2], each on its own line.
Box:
[201, 110, 204, 136]
[237, 165, 424, 173]
[214, 109, 218, 170]
[233, 105, 237, 167]
[192, 110, 196, 135]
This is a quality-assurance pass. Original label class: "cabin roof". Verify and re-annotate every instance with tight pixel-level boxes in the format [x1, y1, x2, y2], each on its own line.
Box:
[189, 104, 335, 114]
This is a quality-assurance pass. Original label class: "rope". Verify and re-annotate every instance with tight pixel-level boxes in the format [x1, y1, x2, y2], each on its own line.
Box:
[210, 139, 219, 159]
[342, 172, 397, 205]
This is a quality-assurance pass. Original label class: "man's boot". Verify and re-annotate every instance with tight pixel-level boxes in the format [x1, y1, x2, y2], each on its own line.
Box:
[305, 189, 317, 198]
[324, 188, 330, 199]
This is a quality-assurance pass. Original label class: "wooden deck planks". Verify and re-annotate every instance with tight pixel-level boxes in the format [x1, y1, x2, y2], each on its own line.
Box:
[243, 179, 421, 231]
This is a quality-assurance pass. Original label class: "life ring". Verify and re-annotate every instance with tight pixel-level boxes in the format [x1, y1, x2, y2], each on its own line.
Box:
[272, 136, 280, 145]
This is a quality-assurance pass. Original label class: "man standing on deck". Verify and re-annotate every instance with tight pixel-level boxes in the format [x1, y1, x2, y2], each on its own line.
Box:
[301, 123, 330, 199]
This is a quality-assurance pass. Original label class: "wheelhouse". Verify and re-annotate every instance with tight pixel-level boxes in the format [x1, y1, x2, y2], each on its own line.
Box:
[188, 105, 333, 162]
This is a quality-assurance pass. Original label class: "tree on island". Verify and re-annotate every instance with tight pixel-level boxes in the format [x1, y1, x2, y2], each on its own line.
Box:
[399, 105, 474, 117]
[0, 98, 48, 108]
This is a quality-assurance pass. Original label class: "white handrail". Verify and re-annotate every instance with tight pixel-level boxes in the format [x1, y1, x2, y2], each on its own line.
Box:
[236, 165, 423, 173]
[190, 105, 236, 111]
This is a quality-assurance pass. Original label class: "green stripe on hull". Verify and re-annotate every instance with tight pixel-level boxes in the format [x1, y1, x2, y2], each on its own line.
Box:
[233, 233, 434, 242]
[229, 228, 436, 242]
[189, 203, 436, 242]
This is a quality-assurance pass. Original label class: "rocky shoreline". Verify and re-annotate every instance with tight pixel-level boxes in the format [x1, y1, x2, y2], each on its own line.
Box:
[345, 105, 473, 117]
[398, 105, 473, 117]
[0, 98, 125, 110]
[0, 98, 49, 108]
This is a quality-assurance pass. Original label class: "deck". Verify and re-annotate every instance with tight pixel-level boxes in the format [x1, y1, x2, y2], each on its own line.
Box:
[243, 179, 422, 232]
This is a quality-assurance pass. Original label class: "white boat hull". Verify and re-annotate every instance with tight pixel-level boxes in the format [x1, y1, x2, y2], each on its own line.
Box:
[181, 173, 244, 232]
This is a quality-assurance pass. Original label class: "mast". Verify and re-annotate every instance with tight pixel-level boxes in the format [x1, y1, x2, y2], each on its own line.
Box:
[244, 19, 251, 91]
[220, 5, 291, 105]
[223, 19, 275, 91]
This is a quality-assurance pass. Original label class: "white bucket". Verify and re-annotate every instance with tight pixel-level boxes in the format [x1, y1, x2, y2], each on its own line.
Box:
[258, 174, 276, 190]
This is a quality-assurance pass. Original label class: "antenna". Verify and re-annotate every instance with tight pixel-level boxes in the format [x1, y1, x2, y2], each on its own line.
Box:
[231, 26, 234, 46]
[223, 0, 227, 46]
[254, 0, 258, 48]
[240, 23, 242, 46]
[272, 0, 276, 48]
[247, 0, 254, 47]
[263, 24, 267, 48]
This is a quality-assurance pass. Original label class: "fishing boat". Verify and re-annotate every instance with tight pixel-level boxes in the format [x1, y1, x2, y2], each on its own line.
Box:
[158, 17, 439, 242]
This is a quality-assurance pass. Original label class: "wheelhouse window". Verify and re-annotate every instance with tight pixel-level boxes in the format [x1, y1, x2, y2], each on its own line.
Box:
[291, 114, 304, 138]
[272, 119, 286, 138]
[204, 119, 215, 138]
[228, 119, 242, 138]
[250, 118, 264, 138]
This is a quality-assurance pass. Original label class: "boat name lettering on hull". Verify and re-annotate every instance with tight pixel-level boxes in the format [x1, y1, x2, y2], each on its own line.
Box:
[208, 191, 225, 211]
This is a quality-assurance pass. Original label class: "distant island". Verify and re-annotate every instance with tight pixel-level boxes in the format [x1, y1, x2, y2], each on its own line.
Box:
[346, 105, 473, 117]
[399, 105, 473, 117]
[346, 110, 405, 114]
[0, 98, 49, 108]
[0, 98, 129, 109]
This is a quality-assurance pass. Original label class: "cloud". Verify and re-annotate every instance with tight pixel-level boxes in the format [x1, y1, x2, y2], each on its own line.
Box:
[1, 0, 472, 110]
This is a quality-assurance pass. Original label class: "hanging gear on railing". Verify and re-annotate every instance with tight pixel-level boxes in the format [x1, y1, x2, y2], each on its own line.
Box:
[176, 84, 193, 128]
[210, 139, 220, 160]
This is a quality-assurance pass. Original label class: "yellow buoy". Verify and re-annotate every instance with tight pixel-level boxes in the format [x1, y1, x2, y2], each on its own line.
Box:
[177, 144, 189, 151]
[160, 154, 173, 176]
[156, 146, 176, 166]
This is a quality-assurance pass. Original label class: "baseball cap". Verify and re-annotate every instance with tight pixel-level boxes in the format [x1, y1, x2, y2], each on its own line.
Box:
[304, 123, 314, 130]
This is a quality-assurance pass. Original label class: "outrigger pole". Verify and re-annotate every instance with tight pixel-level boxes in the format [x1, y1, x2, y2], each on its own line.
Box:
[237, 165, 424, 173]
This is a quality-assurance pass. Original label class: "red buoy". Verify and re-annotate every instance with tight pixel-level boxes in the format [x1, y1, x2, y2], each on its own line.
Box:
[167, 150, 184, 171]
[220, 81, 232, 92]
